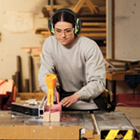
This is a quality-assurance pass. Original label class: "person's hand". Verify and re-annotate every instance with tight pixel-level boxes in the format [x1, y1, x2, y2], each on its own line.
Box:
[54, 90, 60, 103]
[60, 93, 80, 107]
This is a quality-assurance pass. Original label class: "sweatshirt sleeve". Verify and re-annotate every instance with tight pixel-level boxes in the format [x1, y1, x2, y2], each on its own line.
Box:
[38, 38, 55, 94]
[77, 41, 106, 101]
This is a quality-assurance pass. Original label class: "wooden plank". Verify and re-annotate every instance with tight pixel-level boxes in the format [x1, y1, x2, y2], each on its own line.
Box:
[73, 0, 85, 13]
[0, 80, 14, 98]
[106, 72, 124, 81]
[0, 82, 8, 95]
[36, 28, 106, 33]
[13, 85, 18, 101]
[44, 103, 62, 122]
[50, 111, 61, 122]
[44, 5, 74, 10]
[81, 28, 106, 32]
[37, 49, 42, 51]
[106, 70, 140, 81]
[79, 17, 105, 22]
[0, 80, 5, 86]
[79, 32, 106, 37]
[112, 0, 115, 59]
[18, 92, 47, 100]
[0, 125, 82, 139]
[6, 80, 14, 93]
[107, 59, 135, 63]
[50, 0, 54, 18]
[28, 56, 34, 92]
[35, 28, 49, 34]
[40, 31, 106, 38]
[86, 0, 98, 13]
[40, 31, 51, 37]
[45, 4, 104, 11]
[82, 22, 106, 27]
[21, 47, 42, 49]
[33, 54, 41, 57]
[17, 56, 22, 92]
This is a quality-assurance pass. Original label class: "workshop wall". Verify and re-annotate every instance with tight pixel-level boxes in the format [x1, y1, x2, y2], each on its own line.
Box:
[114, 0, 140, 97]
[0, 0, 139, 94]
[115, 0, 140, 60]
[0, 0, 48, 91]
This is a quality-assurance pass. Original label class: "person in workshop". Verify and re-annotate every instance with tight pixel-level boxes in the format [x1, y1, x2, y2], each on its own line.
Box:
[38, 8, 106, 111]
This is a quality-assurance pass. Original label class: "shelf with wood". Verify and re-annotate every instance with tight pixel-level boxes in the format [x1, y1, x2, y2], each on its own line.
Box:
[35, 0, 106, 57]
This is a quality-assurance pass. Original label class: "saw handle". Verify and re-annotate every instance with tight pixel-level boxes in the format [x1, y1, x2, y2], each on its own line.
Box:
[46, 74, 56, 106]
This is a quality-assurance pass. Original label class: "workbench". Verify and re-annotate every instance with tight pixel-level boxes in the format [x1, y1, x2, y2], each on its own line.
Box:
[106, 71, 125, 102]
[0, 111, 138, 140]
[106, 71, 140, 103]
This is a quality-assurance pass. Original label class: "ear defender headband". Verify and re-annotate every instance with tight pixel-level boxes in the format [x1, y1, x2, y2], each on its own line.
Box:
[49, 8, 81, 35]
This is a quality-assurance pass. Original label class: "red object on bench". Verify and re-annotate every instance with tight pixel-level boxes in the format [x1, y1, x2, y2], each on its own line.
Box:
[0, 79, 17, 110]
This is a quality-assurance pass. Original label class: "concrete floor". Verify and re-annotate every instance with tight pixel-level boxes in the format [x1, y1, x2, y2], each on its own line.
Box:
[116, 106, 140, 139]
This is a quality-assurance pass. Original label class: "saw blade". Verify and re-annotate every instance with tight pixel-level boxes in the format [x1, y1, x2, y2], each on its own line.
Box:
[49, 106, 51, 122]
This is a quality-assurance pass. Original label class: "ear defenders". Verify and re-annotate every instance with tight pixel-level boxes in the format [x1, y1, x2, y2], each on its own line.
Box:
[49, 8, 81, 35]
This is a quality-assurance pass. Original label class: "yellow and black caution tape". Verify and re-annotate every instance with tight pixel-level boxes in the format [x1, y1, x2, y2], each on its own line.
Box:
[101, 129, 134, 140]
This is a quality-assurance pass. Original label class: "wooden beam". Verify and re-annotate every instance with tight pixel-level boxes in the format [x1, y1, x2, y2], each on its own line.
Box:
[44, 5, 105, 14]
[107, 59, 135, 63]
[33, 54, 41, 57]
[17, 92, 46, 101]
[81, 28, 106, 32]
[50, 0, 54, 18]
[0, 82, 7, 95]
[21, 47, 42, 49]
[6, 80, 14, 93]
[86, 0, 98, 13]
[79, 33, 106, 37]
[73, 0, 85, 13]
[45, 5, 74, 10]
[0, 80, 5, 86]
[82, 22, 106, 27]
[79, 17, 106, 22]
[0, 80, 14, 96]
[112, 0, 115, 59]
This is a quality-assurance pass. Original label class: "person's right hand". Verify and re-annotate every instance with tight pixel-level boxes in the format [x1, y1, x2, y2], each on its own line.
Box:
[54, 90, 60, 103]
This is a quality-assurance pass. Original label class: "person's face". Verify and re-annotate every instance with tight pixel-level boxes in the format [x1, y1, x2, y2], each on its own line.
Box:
[54, 21, 75, 46]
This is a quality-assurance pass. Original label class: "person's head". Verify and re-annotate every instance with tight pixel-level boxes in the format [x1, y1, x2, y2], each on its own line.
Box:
[49, 8, 81, 46]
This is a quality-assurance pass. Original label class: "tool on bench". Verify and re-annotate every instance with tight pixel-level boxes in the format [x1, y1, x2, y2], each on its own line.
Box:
[11, 74, 56, 118]
[46, 74, 56, 120]
[124, 61, 140, 71]
[11, 96, 47, 117]
[103, 89, 117, 112]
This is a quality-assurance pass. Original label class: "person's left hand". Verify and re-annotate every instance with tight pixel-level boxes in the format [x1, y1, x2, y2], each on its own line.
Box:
[60, 93, 80, 107]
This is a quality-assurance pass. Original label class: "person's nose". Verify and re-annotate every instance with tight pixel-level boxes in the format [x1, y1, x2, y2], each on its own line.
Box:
[61, 31, 66, 37]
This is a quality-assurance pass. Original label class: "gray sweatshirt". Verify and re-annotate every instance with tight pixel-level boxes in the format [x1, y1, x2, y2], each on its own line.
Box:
[38, 35, 106, 102]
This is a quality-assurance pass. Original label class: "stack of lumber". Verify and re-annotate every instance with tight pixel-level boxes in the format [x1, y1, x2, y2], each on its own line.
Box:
[35, 0, 106, 57]
[0, 79, 17, 110]
[26, 1, 106, 58]
[38, 4, 106, 40]
[105, 59, 140, 81]
[105, 59, 140, 72]
[17, 92, 47, 101]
